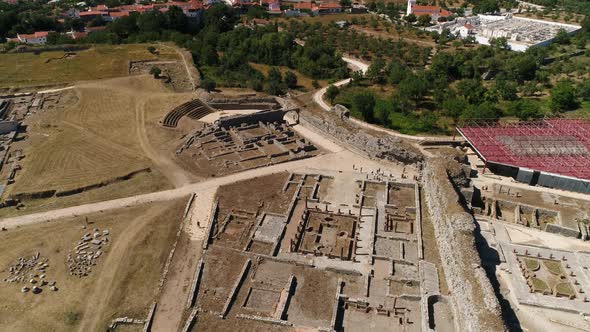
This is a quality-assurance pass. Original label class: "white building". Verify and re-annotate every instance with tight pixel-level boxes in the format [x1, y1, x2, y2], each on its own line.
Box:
[427, 14, 581, 51]
[14, 31, 51, 45]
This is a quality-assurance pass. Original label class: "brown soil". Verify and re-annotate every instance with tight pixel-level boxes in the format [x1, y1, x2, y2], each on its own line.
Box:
[0, 199, 185, 331]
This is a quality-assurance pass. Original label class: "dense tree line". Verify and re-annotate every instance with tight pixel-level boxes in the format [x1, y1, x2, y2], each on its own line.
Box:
[0, 1, 59, 40]
[281, 20, 432, 66]
[4, 3, 347, 90]
[329, 31, 590, 134]
[523, 0, 590, 16]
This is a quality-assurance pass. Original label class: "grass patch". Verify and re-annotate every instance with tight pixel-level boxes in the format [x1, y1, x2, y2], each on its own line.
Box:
[0, 44, 179, 88]
[543, 260, 564, 276]
[531, 277, 550, 292]
[524, 258, 541, 271]
[64, 310, 82, 326]
[0, 75, 193, 215]
[555, 282, 576, 297]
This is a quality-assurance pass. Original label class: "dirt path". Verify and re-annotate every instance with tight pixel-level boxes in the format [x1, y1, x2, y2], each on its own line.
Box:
[163, 43, 198, 91]
[76, 204, 165, 332]
[37, 86, 75, 94]
[135, 99, 192, 188]
[0, 148, 409, 230]
[313, 57, 455, 144]
[151, 234, 202, 332]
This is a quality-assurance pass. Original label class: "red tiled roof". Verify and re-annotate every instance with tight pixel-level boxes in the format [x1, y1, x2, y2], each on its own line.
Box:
[79, 10, 107, 16]
[294, 1, 313, 9]
[411, 5, 451, 17]
[319, 1, 341, 9]
[19, 31, 50, 39]
[91, 4, 108, 11]
[109, 11, 130, 17]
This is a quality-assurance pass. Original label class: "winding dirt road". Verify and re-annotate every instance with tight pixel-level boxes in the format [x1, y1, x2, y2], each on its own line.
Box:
[313, 57, 456, 143]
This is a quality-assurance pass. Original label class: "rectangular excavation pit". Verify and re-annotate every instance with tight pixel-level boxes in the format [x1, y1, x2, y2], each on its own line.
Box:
[297, 210, 357, 260]
[379, 209, 416, 238]
[243, 287, 282, 313]
[388, 184, 416, 207]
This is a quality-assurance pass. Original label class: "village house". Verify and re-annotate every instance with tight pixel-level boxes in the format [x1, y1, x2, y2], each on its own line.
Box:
[292, 1, 319, 15]
[318, 1, 342, 14]
[406, 0, 452, 21]
[9, 31, 51, 45]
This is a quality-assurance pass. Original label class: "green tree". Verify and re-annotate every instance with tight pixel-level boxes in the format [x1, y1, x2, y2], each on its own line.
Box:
[386, 60, 409, 85]
[137, 11, 166, 33]
[460, 101, 501, 120]
[284, 71, 297, 89]
[350, 91, 376, 122]
[201, 78, 216, 92]
[397, 74, 428, 108]
[350, 70, 364, 85]
[373, 98, 391, 126]
[268, 67, 282, 83]
[456, 79, 487, 105]
[494, 80, 518, 101]
[578, 79, 590, 100]
[64, 18, 84, 31]
[167, 6, 189, 33]
[417, 14, 431, 26]
[366, 57, 386, 84]
[442, 96, 469, 120]
[265, 80, 283, 95]
[550, 80, 579, 112]
[404, 14, 417, 23]
[246, 5, 268, 19]
[554, 28, 570, 45]
[473, 0, 499, 14]
[506, 99, 543, 120]
[325, 85, 340, 103]
[490, 37, 510, 50]
[150, 66, 161, 78]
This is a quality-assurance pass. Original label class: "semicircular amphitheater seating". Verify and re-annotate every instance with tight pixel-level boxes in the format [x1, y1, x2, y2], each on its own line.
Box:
[162, 99, 213, 128]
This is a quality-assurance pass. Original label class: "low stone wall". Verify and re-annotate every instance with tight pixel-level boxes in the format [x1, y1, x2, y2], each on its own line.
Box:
[142, 303, 157, 332]
[11, 168, 151, 200]
[215, 109, 287, 129]
[186, 258, 204, 309]
[157, 194, 194, 292]
[422, 157, 505, 332]
[545, 223, 580, 238]
[208, 96, 280, 110]
[177, 48, 201, 89]
[219, 259, 251, 319]
[181, 308, 198, 332]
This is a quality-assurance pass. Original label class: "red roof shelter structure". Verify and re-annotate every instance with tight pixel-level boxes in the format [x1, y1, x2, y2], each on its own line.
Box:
[457, 119, 590, 193]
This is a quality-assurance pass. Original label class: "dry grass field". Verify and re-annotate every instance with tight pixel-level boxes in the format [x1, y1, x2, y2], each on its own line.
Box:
[1, 74, 196, 216]
[0, 198, 187, 332]
[0, 44, 180, 88]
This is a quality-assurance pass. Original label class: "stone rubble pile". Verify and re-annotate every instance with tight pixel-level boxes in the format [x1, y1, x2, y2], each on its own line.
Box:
[300, 110, 423, 164]
[67, 228, 110, 277]
[2, 252, 58, 294]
